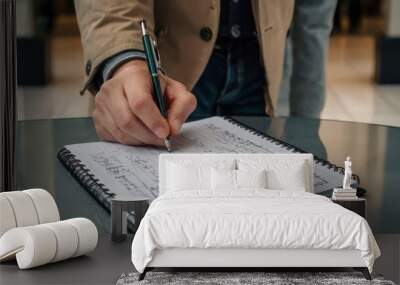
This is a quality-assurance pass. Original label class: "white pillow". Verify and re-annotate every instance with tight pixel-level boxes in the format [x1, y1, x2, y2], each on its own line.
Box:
[211, 168, 236, 190]
[168, 163, 210, 191]
[167, 160, 235, 192]
[236, 169, 267, 189]
[211, 169, 267, 191]
[238, 159, 308, 191]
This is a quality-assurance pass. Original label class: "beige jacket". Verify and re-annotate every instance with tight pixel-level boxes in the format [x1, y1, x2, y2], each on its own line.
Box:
[75, 0, 294, 115]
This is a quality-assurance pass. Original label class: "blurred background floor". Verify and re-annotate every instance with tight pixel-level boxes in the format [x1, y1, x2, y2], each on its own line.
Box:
[16, 11, 400, 127]
[17, 35, 91, 121]
[323, 35, 400, 127]
[17, 32, 400, 127]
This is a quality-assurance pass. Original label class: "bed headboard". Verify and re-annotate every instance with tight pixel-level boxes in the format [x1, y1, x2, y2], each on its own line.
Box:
[158, 153, 314, 195]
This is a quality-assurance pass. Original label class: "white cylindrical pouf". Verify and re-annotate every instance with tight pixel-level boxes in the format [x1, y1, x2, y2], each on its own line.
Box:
[0, 226, 57, 269]
[23, 189, 59, 224]
[0, 218, 98, 269]
[0, 189, 60, 237]
[0, 196, 17, 237]
[67, 218, 98, 257]
[43, 221, 79, 262]
[0, 192, 39, 227]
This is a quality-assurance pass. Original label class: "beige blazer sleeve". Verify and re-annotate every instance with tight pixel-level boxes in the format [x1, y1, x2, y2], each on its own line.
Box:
[74, 0, 156, 94]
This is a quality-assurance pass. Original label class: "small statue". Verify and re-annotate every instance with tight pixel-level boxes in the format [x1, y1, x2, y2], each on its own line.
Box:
[343, 156, 352, 190]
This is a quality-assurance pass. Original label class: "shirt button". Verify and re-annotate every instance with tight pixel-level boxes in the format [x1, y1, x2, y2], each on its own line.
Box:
[85, 60, 92, 76]
[231, 25, 241, 38]
[200, 27, 213, 42]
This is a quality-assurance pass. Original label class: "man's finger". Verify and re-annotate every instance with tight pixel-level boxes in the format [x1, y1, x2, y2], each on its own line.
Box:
[94, 121, 116, 142]
[102, 86, 164, 145]
[164, 80, 197, 135]
[96, 106, 143, 146]
[124, 81, 170, 139]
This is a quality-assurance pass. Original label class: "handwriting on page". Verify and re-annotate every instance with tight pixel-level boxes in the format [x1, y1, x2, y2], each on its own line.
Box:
[66, 117, 345, 199]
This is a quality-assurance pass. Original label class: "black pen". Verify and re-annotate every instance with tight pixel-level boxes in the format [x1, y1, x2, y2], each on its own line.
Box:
[140, 20, 172, 152]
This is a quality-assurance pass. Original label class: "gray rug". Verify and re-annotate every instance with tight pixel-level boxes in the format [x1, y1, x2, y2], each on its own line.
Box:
[116, 272, 396, 285]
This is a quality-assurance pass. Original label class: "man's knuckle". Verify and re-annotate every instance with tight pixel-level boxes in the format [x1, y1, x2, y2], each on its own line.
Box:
[100, 81, 113, 94]
[96, 127, 110, 141]
[187, 94, 197, 109]
[149, 120, 162, 131]
[120, 137, 130, 145]
[120, 117, 132, 130]
[173, 80, 186, 90]
[94, 94, 103, 107]
[116, 131, 129, 145]
[92, 109, 99, 118]
[130, 96, 148, 111]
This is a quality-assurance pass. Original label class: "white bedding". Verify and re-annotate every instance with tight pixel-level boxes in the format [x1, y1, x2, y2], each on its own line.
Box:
[131, 190, 380, 273]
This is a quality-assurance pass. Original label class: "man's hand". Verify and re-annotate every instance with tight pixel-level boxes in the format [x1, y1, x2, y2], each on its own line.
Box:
[93, 60, 197, 146]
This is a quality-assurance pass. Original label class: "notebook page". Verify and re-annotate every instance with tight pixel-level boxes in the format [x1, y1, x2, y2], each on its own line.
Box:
[66, 117, 347, 199]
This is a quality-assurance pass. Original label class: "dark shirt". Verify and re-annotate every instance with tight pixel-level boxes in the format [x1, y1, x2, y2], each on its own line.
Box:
[100, 0, 259, 87]
[218, 0, 257, 40]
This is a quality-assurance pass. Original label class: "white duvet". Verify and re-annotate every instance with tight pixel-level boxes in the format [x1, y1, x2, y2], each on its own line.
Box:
[131, 190, 380, 273]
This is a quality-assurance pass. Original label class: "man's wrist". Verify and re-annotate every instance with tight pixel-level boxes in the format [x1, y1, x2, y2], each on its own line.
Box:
[102, 50, 147, 82]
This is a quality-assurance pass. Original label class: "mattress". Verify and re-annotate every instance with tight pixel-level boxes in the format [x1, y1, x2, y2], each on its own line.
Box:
[131, 190, 380, 273]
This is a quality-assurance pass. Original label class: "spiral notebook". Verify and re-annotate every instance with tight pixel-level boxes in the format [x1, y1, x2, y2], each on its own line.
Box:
[58, 116, 359, 213]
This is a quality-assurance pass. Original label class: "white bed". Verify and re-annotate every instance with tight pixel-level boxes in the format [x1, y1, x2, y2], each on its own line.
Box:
[131, 154, 380, 280]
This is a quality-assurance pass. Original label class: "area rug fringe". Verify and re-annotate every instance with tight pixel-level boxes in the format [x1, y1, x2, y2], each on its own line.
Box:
[116, 271, 395, 285]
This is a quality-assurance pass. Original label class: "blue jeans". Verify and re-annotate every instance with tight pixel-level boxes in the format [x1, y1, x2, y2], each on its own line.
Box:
[279, 0, 337, 118]
[190, 38, 266, 120]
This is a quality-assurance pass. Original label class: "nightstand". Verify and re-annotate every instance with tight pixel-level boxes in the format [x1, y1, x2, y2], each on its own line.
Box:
[111, 197, 149, 242]
[332, 198, 366, 218]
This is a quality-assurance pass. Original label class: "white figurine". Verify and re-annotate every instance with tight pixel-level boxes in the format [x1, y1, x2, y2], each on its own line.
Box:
[343, 156, 352, 190]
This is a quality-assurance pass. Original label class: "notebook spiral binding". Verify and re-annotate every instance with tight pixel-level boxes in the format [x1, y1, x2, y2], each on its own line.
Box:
[58, 148, 137, 231]
[224, 117, 360, 188]
[57, 148, 115, 212]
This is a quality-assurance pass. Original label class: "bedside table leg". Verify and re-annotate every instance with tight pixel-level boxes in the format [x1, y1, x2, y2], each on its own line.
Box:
[138, 268, 148, 281]
[362, 268, 372, 280]
[354, 267, 371, 280]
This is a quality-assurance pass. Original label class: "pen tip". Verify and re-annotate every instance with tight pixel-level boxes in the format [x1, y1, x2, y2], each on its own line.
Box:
[164, 138, 172, 152]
